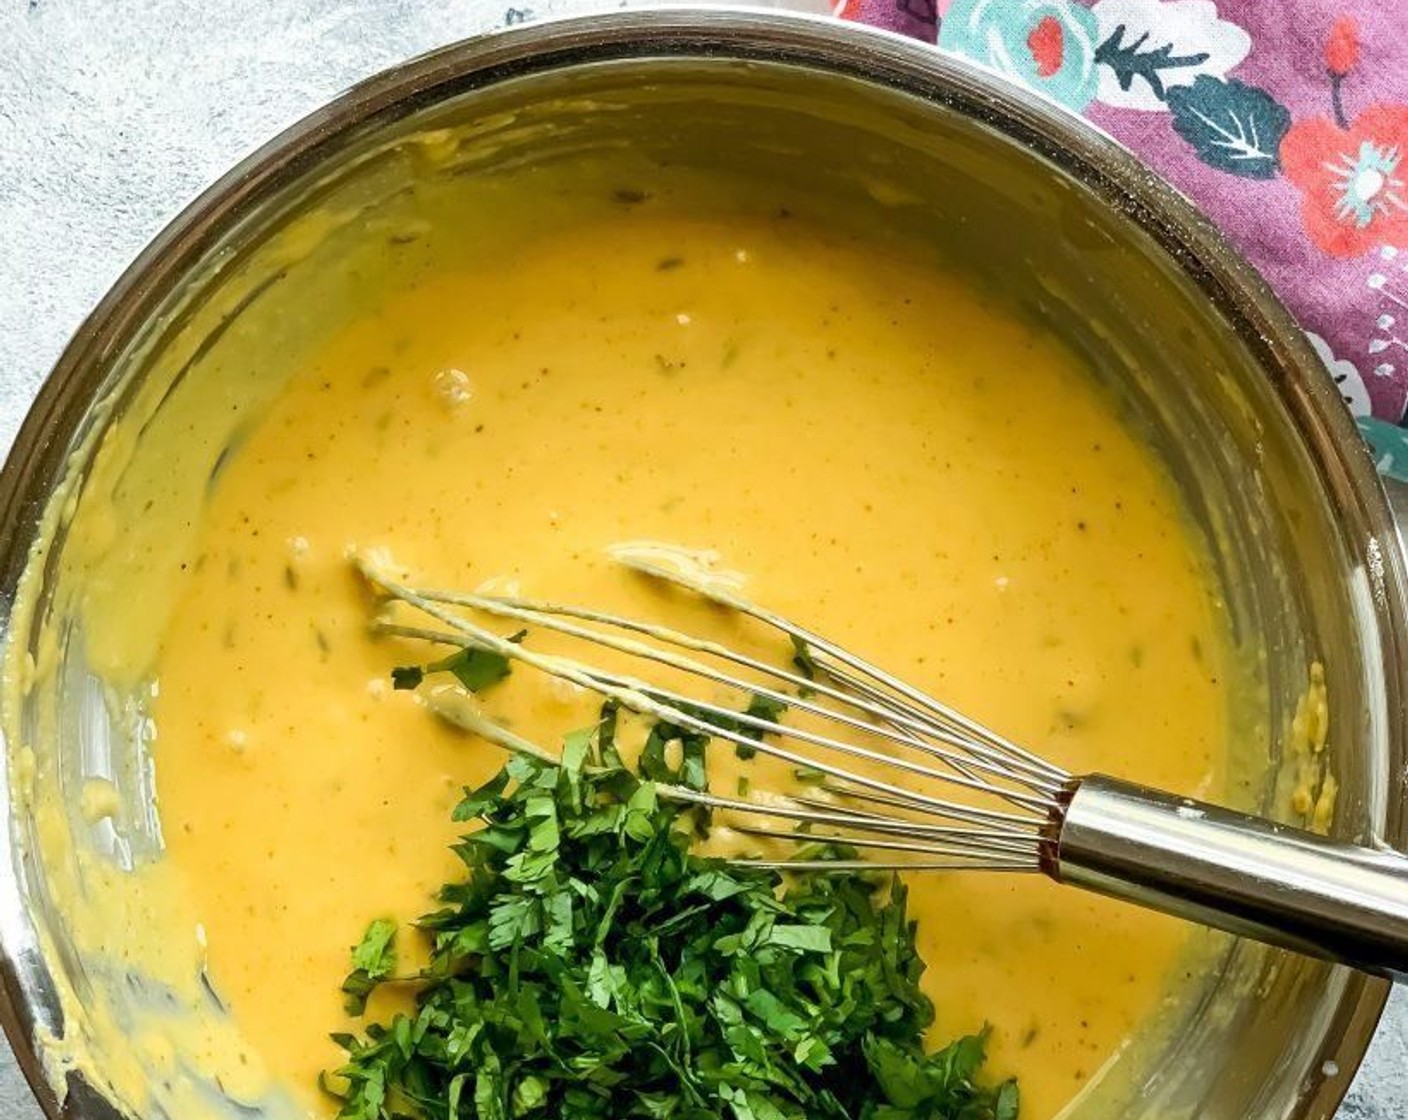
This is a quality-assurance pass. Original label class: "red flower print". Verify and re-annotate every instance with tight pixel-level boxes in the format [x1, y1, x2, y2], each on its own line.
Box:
[1279, 16, 1408, 258]
[1280, 106, 1408, 258]
[1027, 16, 1065, 79]
[1325, 15, 1359, 78]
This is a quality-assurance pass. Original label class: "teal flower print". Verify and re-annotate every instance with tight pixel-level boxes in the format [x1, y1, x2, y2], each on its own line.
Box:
[1331, 141, 1404, 229]
[939, 0, 1102, 111]
[1357, 416, 1408, 482]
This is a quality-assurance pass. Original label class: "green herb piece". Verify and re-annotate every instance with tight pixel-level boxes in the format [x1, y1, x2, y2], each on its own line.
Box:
[641, 693, 788, 766]
[340, 918, 397, 1016]
[734, 693, 788, 762]
[790, 636, 819, 698]
[392, 646, 512, 694]
[638, 717, 711, 793]
[325, 720, 1017, 1119]
[597, 700, 623, 768]
[390, 665, 423, 690]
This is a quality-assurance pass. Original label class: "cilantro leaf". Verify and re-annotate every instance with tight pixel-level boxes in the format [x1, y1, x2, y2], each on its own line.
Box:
[340, 918, 397, 1016]
[392, 645, 513, 694]
[790, 636, 819, 698]
[390, 665, 423, 691]
[434, 646, 512, 692]
[765, 924, 832, 953]
[734, 692, 788, 761]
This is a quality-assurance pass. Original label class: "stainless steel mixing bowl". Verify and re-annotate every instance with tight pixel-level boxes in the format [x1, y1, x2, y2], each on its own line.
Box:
[1, 9, 1405, 1120]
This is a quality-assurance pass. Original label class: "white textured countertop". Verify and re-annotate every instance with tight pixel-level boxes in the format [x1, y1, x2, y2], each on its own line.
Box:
[0, 1, 1404, 1117]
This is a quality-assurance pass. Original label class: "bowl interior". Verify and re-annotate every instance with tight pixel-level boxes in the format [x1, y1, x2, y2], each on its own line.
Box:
[0, 22, 1401, 1120]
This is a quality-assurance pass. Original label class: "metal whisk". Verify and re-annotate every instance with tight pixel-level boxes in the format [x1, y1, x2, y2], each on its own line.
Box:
[360, 553, 1408, 983]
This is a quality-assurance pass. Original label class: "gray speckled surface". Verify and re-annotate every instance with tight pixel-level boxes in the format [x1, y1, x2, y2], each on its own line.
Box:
[0, 1, 1404, 1117]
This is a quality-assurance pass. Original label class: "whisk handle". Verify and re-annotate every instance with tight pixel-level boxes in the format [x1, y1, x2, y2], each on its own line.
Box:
[1055, 774, 1408, 982]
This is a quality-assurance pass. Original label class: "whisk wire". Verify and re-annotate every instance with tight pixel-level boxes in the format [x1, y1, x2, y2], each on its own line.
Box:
[614, 552, 1068, 783]
[654, 786, 1044, 854]
[392, 583, 1066, 805]
[362, 558, 1060, 870]
[808, 665, 1058, 794]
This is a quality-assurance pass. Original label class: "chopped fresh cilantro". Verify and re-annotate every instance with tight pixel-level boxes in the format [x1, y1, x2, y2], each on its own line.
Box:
[392, 645, 512, 694]
[390, 665, 423, 691]
[745, 692, 788, 726]
[790, 636, 819, 698]
[643, 694, 788, 766]
[325, 718, 1017, 1119]
[340, 918, 397, 1016]
[734, 693, 788, 761]
[597, 700, 623, 768]
[639, 716, 711, 792]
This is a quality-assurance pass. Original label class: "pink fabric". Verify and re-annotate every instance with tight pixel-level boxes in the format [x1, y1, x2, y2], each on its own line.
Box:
[836, 0, 1408, 471]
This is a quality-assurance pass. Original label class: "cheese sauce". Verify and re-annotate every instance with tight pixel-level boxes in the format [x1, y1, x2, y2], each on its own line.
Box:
[141, 206, 1230, 1118]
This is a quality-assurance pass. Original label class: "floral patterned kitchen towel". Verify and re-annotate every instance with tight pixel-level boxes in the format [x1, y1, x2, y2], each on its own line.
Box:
[836, 0, 1408, 479]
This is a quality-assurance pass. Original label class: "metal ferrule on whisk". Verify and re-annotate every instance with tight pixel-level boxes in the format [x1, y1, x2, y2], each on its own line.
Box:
[1055, 775, 1408, 981]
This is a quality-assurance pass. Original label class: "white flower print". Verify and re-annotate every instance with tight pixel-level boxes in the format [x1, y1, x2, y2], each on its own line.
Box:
[1090, 0, 1252, 111]
[1307, 330, 1371, 417]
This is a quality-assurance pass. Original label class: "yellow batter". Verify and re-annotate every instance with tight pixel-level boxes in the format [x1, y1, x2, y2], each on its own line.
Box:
[141, 207, 1229, 1118]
